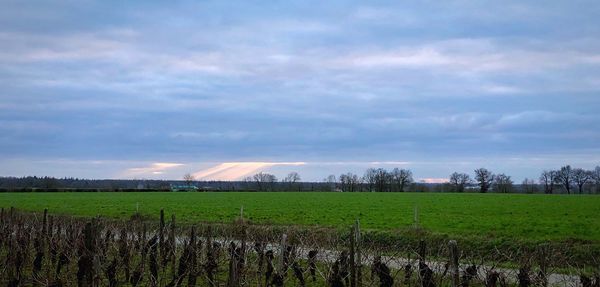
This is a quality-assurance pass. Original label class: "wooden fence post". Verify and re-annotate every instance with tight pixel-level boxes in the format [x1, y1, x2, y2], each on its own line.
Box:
[279, 233, 287, 273]
[189, 226, 197, 286]
[448, 240, 459, 287]
[9, 206, 14, 224]
[350, 219, 362, 287]
[170, 214, 176, 280]
[42, 208, 48, 238]
[355, 219, 362, 286]
[158, 208, 165, 285]
[418, 240, 426, 262]
[350, 224, 356, 287]
[240, 219, 247, 282]
[204, 225, 218, 287]
[82, 221, 95, 286]
[159, 209, 165, 252]
[46, 214, 54, 279]
[538, 244, 548, 287]
[227, 243, 238, 287]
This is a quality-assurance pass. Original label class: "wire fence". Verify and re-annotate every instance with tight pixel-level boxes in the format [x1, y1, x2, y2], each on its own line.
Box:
[0, 208, 597, 286]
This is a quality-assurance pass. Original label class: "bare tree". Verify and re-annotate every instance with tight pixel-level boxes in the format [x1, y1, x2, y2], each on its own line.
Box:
[363, 168, 377, 192]
[390, 168, 413, 192]
[339, 172, 361, 192]
[539, 170, 558, 194]
[521, 178, 538, 194]
[324, 174, 337, 191]
[556, 165, 574, 194]
[373, 168, 391, 192]
[493, 173, 513, 193]
[572, 168, 593, 194]
[183, 173, 195, 186]
[593, 166, 600, 194]
[448, 172, 471, 192]
[339, 173, 349, 192]
[284, 172, 301, 183]
[349, 173, 362, 192]
[243, 176, 254, 190]
[253, 172, 277, 191]
[283, 172, 301, 191]
[474, 168, 494, 193]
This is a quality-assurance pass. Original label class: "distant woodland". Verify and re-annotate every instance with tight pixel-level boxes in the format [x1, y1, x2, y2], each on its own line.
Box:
[1, 164, 599, 194]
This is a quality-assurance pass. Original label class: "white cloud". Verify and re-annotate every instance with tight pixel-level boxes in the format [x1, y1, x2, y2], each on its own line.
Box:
[331, 39, 600, 75]
[170, 131, 249, 141]
[495, 111, 597, 128]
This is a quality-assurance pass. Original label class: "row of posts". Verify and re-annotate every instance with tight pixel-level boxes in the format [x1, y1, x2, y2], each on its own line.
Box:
[326, 218, 460, 287]
[346, 220, 459, 287]
[54, 207, 465, 287]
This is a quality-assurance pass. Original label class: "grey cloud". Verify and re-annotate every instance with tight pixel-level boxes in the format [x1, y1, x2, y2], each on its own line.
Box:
[0, 0, 599, 180]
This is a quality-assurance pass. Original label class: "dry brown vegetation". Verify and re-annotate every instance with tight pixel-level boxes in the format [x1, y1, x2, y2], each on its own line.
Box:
[0, 208, 597, 286]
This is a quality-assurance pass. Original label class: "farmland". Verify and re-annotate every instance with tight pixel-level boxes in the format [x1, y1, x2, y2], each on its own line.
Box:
[1, 192, 598, 243]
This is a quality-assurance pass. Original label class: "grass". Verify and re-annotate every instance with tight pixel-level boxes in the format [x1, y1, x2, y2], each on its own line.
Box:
[1, 191, 599, 244]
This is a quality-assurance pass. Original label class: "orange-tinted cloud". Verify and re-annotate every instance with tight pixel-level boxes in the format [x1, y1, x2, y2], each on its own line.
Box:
[193, 162, 305, 181]
[124, 162, 183, 177]
[419, 178, 449, 183]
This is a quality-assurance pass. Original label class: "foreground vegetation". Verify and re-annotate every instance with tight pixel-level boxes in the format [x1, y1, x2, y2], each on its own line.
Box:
[1, 209, 596, 286]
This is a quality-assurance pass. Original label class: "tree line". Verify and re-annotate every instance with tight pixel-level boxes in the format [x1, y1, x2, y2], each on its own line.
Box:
[1, 164, 599, 193]
[240, 165, 600, 194]
[447, 165, 600, 194]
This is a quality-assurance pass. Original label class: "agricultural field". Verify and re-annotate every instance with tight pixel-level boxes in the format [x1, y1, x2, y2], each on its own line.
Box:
[1, 192, 598, 243]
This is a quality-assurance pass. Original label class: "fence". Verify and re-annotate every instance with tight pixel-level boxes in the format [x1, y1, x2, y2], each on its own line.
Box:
[0, 208, 597, 286]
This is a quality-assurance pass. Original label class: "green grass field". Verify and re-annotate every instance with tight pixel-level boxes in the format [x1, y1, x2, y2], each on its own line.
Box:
[1, 192, 598, 244]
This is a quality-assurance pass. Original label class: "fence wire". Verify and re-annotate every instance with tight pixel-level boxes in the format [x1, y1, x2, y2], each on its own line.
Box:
[0, 208, 597, 287]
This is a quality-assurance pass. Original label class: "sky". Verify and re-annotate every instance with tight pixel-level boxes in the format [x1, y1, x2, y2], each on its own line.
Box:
[1, 1, 599, 182]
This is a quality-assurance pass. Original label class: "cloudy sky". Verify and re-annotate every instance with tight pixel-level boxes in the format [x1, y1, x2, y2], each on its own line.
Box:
[1, 1, 599, 182]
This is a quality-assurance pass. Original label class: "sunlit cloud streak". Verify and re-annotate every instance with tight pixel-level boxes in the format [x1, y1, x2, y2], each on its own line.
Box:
[123, 163, 183, 177]
[420, 178, 450, 184]
[193, 162, 305, 181]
